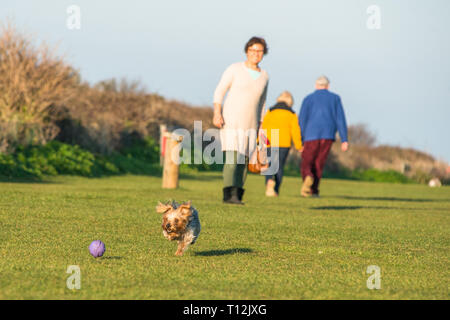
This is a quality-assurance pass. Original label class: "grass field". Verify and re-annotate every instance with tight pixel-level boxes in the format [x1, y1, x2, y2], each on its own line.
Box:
[0, 172, 449, 299]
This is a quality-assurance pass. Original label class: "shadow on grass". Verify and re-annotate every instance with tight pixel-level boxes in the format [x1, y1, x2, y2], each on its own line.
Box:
[0, 177, 63, 184]
[334, 195, 449, 202]
[194, 248, 253, 257]
[102, 256, 123, 260]
[180, 173, 222, 181]
[311, 205, 393, 210]
[311, 205, 449, 212]
[312, 206, 364, 210]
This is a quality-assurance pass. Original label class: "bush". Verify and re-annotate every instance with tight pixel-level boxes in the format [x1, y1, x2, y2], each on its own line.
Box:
[0, 139, 416, 184]
[184, 143, 223, 172]
[0, 152, 41, 178]
[351, 168, 412, 184]
[347, 123, 376, 146]
[105, 154, 160, 176]
[0, 139, 164, 179]
[119, 136, 160, 163]
[272, 157, 413, 184]
[0, 141, 119, 179]
[0, 22, 78, 152]
[410, 170, 432, 184]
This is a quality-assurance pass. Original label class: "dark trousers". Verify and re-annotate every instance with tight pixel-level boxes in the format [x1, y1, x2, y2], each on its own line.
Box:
[265, 147, 290, 194]
[300, 139, 333, 195]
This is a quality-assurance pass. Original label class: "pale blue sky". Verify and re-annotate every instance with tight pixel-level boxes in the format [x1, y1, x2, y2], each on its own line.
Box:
[1, 0, 449, 162]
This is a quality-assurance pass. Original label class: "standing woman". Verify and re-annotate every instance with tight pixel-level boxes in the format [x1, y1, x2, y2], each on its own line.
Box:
[213, 37, 269, 204]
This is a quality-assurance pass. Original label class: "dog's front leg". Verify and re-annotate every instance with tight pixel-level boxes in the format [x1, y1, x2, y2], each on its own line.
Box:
[175, 237, 190, 256]
[175, 241, 185, 256]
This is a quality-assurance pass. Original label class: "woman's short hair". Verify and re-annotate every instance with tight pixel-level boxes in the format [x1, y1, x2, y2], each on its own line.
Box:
[244, 37, 268, 55]
[276, 91, 294, 108]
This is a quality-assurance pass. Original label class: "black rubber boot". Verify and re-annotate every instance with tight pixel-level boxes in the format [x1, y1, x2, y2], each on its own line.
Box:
[237, 188, 245, 202]
[223, 187, 233, 203]
[224, 187, 244, 205]
[230, 187, 244, 205]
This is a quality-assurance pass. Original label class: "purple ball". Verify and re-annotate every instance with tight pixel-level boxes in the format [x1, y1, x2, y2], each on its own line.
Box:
[89, 240, 106, 258]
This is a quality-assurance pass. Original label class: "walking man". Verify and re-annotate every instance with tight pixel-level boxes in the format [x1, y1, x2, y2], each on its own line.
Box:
[298, 76, 348, 197]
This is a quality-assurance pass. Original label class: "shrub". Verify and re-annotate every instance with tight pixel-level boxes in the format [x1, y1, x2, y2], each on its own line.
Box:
[347, 123, 376, 146]
[0, 152, 42, 178]
[351, 168, 412, 184]
[0, 140, 165, 179]
[410, 170, 432, 184]
[0, 141, 119, 179]
[119, 136, 160, 163]
[0, 22, 78, 152]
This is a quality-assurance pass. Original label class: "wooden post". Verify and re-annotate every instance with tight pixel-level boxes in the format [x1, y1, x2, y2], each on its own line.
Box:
[162, 132, 183, 189]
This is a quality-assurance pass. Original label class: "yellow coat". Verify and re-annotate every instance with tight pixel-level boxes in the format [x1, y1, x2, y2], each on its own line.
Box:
[261, 103, 302, 149]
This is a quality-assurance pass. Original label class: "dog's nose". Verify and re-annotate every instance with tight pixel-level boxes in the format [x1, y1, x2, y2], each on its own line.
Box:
[166, 223, 171, 229]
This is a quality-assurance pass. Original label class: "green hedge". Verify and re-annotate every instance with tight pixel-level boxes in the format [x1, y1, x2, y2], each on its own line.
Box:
[0, 138, 221, 180]
[350, 168, 412, 183]
[0, 140, 415, 184]
[285, 163, 413, 184]
[0, 139, 161, 179]
[0, 141, 116, 179]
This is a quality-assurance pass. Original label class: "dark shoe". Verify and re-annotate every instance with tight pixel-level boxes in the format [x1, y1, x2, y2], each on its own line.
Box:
[223, 187, 244, 205]
[223, 187, 233, 202]
[236, 188, 245, 203]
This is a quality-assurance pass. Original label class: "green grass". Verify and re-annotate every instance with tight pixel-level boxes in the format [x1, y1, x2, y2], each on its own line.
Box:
[0, 172, 449, 299]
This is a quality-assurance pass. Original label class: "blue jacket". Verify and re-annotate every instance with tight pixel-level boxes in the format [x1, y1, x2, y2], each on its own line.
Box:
[298, 89, 348, 143]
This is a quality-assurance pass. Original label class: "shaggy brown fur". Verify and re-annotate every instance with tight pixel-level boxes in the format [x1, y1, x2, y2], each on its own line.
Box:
[156, 201, 201, 256]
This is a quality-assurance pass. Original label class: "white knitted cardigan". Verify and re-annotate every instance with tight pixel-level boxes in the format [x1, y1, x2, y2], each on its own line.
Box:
[213, 62, 269, 155]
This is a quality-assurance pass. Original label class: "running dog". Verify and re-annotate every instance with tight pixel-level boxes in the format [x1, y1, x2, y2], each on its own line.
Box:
[156, 201, 201, 256]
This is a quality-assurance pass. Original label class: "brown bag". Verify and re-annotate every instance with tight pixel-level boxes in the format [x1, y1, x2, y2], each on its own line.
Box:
[248, 147, 269, 174]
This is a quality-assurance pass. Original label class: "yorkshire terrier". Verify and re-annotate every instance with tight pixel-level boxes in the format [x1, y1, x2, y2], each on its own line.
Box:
[156, 200, 201, 256]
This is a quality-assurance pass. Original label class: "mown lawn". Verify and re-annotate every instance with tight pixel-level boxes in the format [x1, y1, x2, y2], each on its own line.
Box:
[0, 172, 448, 299]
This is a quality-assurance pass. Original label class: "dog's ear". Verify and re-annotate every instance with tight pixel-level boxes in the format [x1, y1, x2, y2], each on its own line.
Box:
[156, 202, 173, 214]
[179, 201, 192, 217]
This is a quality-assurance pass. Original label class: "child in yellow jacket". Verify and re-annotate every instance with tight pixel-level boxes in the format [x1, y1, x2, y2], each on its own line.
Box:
[261, 91, 303, 196]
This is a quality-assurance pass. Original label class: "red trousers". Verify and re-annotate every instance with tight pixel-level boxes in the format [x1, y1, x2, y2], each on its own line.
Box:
[300, 139, 333, 194]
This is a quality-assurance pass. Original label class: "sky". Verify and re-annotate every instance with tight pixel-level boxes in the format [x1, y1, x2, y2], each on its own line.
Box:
[1, 0, 449, 162]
